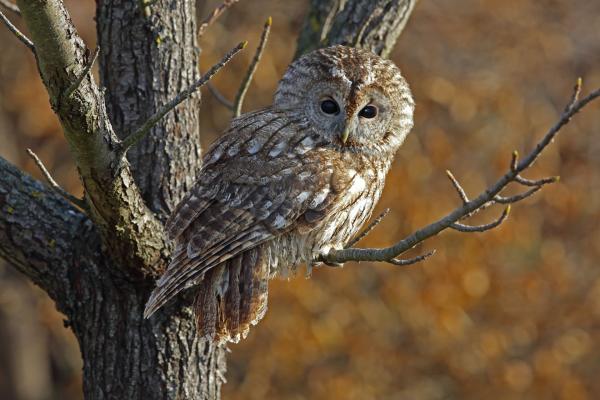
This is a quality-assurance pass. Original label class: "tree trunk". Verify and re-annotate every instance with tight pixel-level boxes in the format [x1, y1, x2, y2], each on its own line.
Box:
[82, 1, 226, 398]
[0, 0, 417, 398]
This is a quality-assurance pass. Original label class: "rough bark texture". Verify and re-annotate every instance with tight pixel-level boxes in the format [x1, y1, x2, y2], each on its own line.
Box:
[296, 0, 417, 58]
[15, 0, 165, 276]
[0, 1, 417, 398]
[97, 0, 202, 215]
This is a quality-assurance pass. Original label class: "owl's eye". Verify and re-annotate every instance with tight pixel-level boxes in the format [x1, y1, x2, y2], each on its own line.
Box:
[320, 99, 340, 115]
[359, 105, 378, 119]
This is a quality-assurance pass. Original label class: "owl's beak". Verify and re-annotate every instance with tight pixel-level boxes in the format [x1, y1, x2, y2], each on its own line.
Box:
[340, 117, 356, 145]
[340, 126, 351, 145]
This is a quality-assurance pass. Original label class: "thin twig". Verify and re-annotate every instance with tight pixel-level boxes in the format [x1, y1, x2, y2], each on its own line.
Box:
[26, 149, 87, 210]
[198, 0, 239, 37]
[119, 41, 247, 155]
[207, 81, 234, 110]
[494, 187, 541, 204]
[450, 206, 510, 233]
[515, 175, 559, 187]
[565, 77, 583, 114]
[446, 170, 469, 204]
[387, 250, 436, 266]
[0, 9, 34, 52]
[65, 46, 100, 98]
[319, 81, 600, 265]
[346, 208, 390, 248]
[233, 16, 271, 117]
[0, 0, 19, 15]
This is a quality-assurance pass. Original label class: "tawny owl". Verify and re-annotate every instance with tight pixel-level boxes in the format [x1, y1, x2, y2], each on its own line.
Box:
[144, 45, 414, 343]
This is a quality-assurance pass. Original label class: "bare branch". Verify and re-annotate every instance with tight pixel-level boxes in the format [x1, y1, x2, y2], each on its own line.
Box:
[198, 0, 239, 37]
[515, 175, 559, 187]
[450, 206, 510, 233]
[494, 187, 542, 204]
[65, 46, 100, 98]
[387, 250, 436, 266]
[320, 82, 600, 266]
[233, 17, 271, 117]
[16, 0, 166, 275]
[26, 149, 87, 210]
[565, 77, 583, 113]
[0, 0, 19, 15]
[347, 208, 390, 248]
[0, 8, 33, 51]
[0, 156, 89, 307]
[446, 170, 469, 204]
[207, 82, 234, 110]
[120, 41, 247, 155]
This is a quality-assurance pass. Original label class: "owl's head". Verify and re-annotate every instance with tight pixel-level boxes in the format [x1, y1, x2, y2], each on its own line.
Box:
[274, 45, 414, 153]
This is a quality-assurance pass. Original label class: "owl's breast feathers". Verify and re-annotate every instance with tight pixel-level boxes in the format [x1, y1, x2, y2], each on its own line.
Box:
[144, 109, 389, 340]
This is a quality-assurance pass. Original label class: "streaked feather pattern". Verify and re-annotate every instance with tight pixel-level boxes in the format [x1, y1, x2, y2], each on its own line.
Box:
[145, 46, 414, 343]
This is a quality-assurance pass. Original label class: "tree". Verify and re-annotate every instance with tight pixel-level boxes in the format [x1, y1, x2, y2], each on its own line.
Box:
[0, 0, 597, 399]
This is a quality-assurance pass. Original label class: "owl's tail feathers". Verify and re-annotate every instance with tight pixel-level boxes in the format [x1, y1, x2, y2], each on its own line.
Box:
[195, 246, 270, 343]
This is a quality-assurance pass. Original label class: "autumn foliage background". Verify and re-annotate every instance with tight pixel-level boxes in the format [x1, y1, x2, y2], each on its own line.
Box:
[1, 1, 599, 399]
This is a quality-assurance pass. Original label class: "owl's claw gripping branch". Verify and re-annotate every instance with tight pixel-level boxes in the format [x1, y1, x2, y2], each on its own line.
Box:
[321, 80, 600, 267]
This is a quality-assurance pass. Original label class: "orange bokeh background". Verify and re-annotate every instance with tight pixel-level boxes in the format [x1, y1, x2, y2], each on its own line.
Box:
[1, 1, 599, 399]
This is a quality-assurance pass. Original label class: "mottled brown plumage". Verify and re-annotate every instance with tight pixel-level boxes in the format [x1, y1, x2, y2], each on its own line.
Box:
[144, 45, 415, 343]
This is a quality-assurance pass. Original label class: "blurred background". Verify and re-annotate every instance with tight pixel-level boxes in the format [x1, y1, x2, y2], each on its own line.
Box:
[1, 0, 599, 399]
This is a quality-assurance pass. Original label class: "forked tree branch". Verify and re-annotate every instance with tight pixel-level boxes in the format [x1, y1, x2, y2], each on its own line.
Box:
[197, 0, 239, 37]
[322, 81, 600, 265]
[12, 0, 248, 279]
[14, 0, 165, 276]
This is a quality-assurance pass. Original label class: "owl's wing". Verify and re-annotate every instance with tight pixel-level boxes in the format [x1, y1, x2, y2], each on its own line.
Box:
[144, 111, 335, 318]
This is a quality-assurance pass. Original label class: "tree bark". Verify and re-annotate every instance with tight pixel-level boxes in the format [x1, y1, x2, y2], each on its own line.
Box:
[295, 0, 417, 58]
[97, 0, 203, 215]
[0, 1, 417, 398]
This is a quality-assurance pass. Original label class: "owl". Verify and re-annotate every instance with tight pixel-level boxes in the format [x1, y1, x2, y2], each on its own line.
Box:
[144, 45, 415, 343]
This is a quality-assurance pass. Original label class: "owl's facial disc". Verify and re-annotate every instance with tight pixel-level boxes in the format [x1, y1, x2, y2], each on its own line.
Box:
[303, 82, 391, 148]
